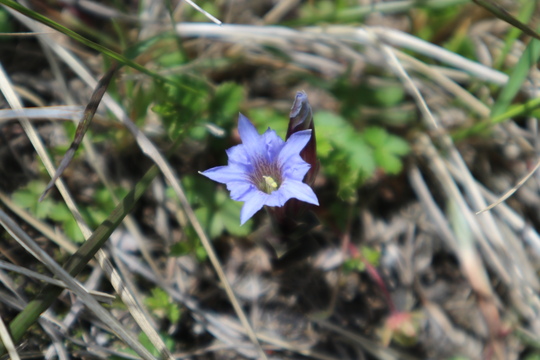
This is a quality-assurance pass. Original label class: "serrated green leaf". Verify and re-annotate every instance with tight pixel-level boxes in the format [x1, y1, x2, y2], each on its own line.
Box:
[34, 201, 53, 219]
[373, 86, 405, 107]
[374, 149, 403, 174]
[63, 217, 85, 243]
[195, 244, 208, 262]
[363, 126, 388, 148]
[210, 82, 244, 124]
[48, 202, 71, 221]
[167, 304, 181, 324]
[209, 211, 225, 238]
[384, 135, 410, 155]
[343, 258, 365, 273]
[146, 288, 169, 308]
[169, 241, 192, 257]
[11, 191, 36, 209]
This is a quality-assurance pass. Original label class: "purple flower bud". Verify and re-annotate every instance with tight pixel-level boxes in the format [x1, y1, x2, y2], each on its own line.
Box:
[286, 91, 318, 186]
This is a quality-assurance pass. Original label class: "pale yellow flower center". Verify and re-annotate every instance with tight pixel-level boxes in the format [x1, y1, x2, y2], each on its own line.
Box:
[262, 175, 279, 194]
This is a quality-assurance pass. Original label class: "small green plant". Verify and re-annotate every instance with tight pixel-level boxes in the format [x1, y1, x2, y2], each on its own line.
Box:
[343, 245, 381, 273]
[11, 181, 126, 243]
[11, 180, 85, 242]
[145, 287, 182, 324]
[362, 126, 410, 175]
[110, 330, 175, 360]
[171, 175, 253, 240]
[251, 109, 409, 201]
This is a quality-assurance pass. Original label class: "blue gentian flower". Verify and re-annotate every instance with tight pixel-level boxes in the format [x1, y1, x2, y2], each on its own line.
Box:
[200, 114, 319, 225]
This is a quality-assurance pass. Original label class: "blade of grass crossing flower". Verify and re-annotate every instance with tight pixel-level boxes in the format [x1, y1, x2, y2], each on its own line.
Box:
[3, 164, 160, 355]
[40, 62, 119, 201]
[0, 0, 196, 92]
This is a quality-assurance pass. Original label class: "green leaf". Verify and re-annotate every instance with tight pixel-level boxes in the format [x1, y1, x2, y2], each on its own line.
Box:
[0, 8, 14, 38]
[47, 202, 71, 222]
[343, 258, 365, 273]
[372, 86, 405, 107]
[194, 244, 208, 262]
[362, 126, 409, 175]
[169, 241, 192, 257]
[208, 82, 244, 126]
[490, 21, 540, 120]
[315, 111, 376, 200]
[138, 330, 175, 357]
[11, 190, 37, 209]
[167, 304, 181, 324]
[146, 288, 169, 309]
[63, 217, 85, 243]
[183, 176, 253, 238]
[361, 245, 380, 266]
[374, 149, 403, 174]
[384, 135, 410, 155]
[363, 126, 388, 148]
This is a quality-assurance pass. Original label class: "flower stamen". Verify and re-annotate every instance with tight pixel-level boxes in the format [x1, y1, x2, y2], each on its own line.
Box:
[262, 175, 279, 194]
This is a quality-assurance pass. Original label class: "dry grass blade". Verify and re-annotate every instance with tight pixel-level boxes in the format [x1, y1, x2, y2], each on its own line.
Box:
[0, 105, 83, 122]
[13, 16, 268, 358]
[393, 50, 490, 117]
[314, 319, 420, 360]
[0, 260, 114, 303]
[0, 315, 20, 360]
[476, 158, 540, 214]
[1, 27, 171, 356]
[175, 23, 510, 85]
[6, 2, 540, 359]
[375, 39, 438, 129]
[183, 0, 222, 25]
[0, 208, 157, 360]
[40, 62, 119, 201]
[263, 0, 302, 24]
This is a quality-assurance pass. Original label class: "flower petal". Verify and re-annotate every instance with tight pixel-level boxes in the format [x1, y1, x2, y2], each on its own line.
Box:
[281, 156, 311, 181]
[226, 144, 250, 166]
[278, 129, 311, 166]
[240, 191, 267, 225]
[277, 180, 319, 206]
[261, 128, 284, 162]
[237, 113, 262, 159]
[227, 181, 256, 201]
[200, 165, 247, 184]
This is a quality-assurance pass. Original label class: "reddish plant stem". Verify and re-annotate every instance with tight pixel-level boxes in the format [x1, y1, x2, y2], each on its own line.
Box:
[347, 242, 396, 313]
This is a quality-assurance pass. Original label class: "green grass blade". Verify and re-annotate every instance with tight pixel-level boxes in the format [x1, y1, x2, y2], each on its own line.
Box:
[470, 1, 540, 121]
[490, 30, 540, 119]
[492, 0, 535, 70]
